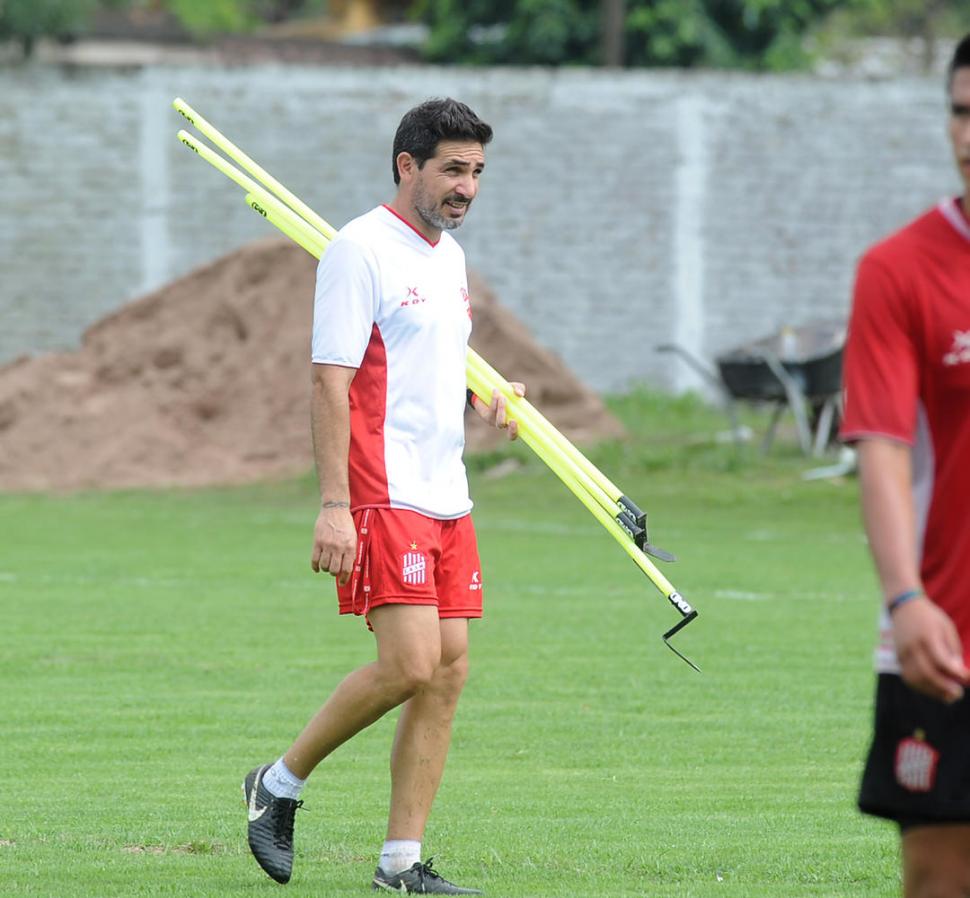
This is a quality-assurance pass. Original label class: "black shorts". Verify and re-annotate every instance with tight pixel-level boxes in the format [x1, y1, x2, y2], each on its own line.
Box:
[859, 673, 970, 829]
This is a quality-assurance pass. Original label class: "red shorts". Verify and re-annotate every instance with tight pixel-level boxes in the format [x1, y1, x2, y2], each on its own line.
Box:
[337, 508, 483, 620]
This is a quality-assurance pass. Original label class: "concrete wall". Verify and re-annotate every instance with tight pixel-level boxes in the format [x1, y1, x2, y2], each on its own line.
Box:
[0, 62, 956, 392]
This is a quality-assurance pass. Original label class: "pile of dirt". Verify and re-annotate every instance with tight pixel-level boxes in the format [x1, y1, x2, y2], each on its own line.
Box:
[0, 239, 623, 492]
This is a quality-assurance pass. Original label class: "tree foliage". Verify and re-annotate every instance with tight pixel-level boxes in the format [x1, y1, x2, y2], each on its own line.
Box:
[161, 0, 325, 36]
[416, 0, 594, 65]
[819, 0, 970, 72]
[0, 0, 98, 54]
[415, 0, 865, 70]
[0, 0, 327, 53]
[844, 0, 968, 38]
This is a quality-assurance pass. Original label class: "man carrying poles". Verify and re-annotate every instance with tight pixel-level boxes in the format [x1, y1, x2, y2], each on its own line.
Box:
[242, 97, 523, 895]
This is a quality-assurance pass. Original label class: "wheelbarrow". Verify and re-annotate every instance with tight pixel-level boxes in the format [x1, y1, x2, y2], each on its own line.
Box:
[657, 320, 846, 456]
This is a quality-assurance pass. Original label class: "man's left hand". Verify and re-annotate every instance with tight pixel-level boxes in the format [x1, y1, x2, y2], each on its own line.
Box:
[471, 384, 526, 440]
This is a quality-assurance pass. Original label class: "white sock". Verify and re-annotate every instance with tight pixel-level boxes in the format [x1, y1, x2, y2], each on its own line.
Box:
[379, 839, 421, 876]
[262, 758, 306, 800]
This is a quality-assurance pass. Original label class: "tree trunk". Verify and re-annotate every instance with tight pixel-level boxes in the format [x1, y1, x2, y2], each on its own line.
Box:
[601, 0, 625, 67]
[918, 0, 948, 73]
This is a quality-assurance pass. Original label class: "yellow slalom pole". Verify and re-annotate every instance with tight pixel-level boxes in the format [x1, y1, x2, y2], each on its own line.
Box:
[243, 194, 651, 586]
[172, 98, 698, 668]
[467, 357, 694, 640]
[465, 366, 623, 549]
[465, 352, 618, 519]
[178, 129, 266, 198]
[249, 187, 692, 611]
[174, 97, 338, 241]
[468, 348, 625, 505]
[466, 364, 616, 536]
[245, 194, 329, 259]
[179, 130, 330, 253]
[183, 120, 651, 557]
[467, 347, 674, 562]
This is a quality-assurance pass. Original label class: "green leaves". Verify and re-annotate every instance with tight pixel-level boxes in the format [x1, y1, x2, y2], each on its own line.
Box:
[416, 0, 868, 70]
[0, 0, 97, 53]
[164, 0, 259, 37]
[0, 0, 330, 53]
[501, 0, 599, 65]
[626, 0, 708, 67]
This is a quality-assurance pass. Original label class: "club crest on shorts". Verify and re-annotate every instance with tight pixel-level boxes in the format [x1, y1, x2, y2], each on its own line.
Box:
[402, 544, 427, 586]
[894, 730, 939, 793]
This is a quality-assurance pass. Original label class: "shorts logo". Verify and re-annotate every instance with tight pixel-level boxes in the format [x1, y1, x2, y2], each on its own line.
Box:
[943, 329, 970, 367]
[469, 570, 482, 591]
[894, 731, 939, 793]
[402, 544, 427, 586]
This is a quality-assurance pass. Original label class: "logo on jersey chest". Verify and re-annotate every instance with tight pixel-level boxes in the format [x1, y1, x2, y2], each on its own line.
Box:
[943, 329, 970, 367]
[461, 287, 472, 320]
[400, 286, 428, 308]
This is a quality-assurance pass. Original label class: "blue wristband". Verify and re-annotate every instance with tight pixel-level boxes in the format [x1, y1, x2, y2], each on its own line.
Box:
[887, 588, 924, 615]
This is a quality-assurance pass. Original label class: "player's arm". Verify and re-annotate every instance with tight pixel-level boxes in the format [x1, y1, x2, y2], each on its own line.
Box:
[857, 438, 968, 702]
[310, 235, 377, 587]
[309, 362, 357, 586]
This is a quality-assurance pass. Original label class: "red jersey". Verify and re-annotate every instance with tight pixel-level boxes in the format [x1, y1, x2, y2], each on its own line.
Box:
[840, 198, 970, 669]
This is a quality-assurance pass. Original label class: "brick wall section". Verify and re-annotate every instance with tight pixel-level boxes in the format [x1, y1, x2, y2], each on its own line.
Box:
[0, 64, 955, 392]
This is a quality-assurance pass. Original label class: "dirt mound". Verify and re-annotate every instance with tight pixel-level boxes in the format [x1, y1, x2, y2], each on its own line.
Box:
[0, 239, 623, 492]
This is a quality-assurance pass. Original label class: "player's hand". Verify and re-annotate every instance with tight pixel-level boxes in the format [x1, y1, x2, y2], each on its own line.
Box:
[311, 504, 356, 586]
[892, 596, 969, 703]
[474, 384, 526, 440]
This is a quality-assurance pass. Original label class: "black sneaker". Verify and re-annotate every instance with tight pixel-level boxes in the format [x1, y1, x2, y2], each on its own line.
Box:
[372, 858, 482, 895]
[242, 764, 302, 884]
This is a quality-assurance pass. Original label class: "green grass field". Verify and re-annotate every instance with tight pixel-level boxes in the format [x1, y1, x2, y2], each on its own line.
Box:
[0, 392, 900, 897]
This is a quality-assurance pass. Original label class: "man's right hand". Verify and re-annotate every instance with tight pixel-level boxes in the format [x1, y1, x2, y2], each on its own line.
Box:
[893, 596, 969, 703]
[311, 504, 357, 586]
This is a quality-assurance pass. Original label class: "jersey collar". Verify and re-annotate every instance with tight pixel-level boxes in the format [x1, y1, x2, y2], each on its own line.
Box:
[938, 196, 970, 243]
[381, 204, 440, 248]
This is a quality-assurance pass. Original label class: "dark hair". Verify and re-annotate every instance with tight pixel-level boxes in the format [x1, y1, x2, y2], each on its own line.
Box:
[391, 98, 493, 185]
[948, 33, 970, 92]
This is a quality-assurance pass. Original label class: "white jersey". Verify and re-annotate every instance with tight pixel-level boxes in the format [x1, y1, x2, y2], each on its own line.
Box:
[311, 205, 473, 519]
